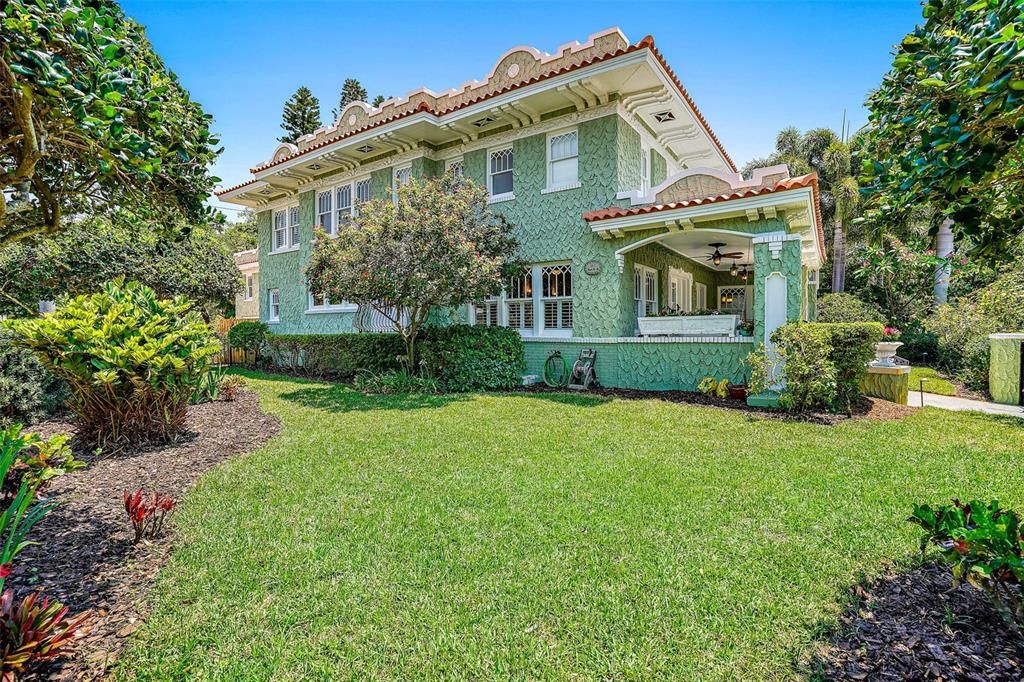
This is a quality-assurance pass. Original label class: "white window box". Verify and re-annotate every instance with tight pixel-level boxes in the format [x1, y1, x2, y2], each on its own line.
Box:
[541, 181, 582, 195]
[637, 314, 739, 337]
[487, 192, 515, 204]
[305, 304, 358, 314]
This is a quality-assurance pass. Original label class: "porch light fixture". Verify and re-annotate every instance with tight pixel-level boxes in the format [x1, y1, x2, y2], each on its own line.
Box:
[729, 261, 738, 277]
[712, 252, 721, 266]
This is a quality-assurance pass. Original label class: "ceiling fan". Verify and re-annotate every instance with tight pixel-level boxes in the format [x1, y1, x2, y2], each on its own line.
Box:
[704, 242, 744, 266]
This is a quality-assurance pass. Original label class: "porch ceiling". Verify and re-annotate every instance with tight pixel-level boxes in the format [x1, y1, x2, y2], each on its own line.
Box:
[656, 231, 753, 272]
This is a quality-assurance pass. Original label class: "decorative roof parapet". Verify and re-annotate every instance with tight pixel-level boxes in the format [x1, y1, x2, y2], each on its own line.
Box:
[241, 28, 735, 178]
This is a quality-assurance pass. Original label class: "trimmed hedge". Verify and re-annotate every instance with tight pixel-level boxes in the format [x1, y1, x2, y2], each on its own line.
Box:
[816, 293, 886, 324]
[770, 322, 883, 412]
[264, 333, 405, 380]
[420, 325, 525, 392]
[263, 325, 525, 391]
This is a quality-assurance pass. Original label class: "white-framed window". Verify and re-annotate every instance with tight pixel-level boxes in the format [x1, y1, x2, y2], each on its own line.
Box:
[393, 165, 412, 196]
[288, 206, 300, 247]
[307, 290, 355, 313]
[355, 177, 371, 215]
[640, 143, 650, 195]
[634, 264, 658, 319]
[696, 282, 707, 310]
[446, 158, 464, 179]
[272, 206, 300, 252]
[335, 184, 353, 226]
[244, 274, 254, 301]
[487, 146, 514, 201]
[541, 264, 573, 331]
[268, 289, 281, 323]
[668, 269, 692, 312]
[317, 189, 334, 235]
[473, 298, 499, 327]
[505, 266, 533, 331]
[546, 129, 579, 191]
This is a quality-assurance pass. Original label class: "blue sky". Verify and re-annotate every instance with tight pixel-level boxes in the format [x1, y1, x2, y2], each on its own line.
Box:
[120, 0, 923, 219]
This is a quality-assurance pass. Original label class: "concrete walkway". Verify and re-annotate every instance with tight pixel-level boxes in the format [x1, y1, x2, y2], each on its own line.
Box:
[908, 391, 1024, 419]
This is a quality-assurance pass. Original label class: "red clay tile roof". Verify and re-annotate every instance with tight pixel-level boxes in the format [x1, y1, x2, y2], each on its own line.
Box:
[219, 178, 260, 196]
[583, 173, 825, 261]
[229, 35, 734, 182]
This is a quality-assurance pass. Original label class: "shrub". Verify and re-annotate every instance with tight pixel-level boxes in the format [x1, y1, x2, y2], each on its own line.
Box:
[896, 321, 939, 364]
[419, 325, 524, 392]
[748, 322, 882, 412]
[0, 426, 55, 592]
[123, 489, 177, 544]
[925, 268, 1024, 390]
[353, 370, 440, 395]
[697, 377, 717, 395]
[909, 500, 1023, 628]
[218, 375, 246, 402]
[3, 280, 220, 450]
[816, 292, 885, 324]
[0, 590, 89, 679]
[0, 329, 66, 428]
[0, 425, 84, 496]
[190, 366, 227, 405]
[264, 333, 405, 380]
[227, 321, 268, 364]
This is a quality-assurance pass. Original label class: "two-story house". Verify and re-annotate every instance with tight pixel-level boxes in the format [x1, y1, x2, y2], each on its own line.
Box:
[217, 28, 823, 395]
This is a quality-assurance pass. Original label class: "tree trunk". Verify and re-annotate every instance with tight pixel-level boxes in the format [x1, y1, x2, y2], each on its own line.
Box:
[831, 221, 846, 293]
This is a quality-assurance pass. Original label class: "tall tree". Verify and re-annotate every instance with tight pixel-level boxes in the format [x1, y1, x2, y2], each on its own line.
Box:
[333, 78, 368, 118]
[370, 94, 388, 107]
[0, 0, 221, 247]
[279, 86, 321, 144]
[860, 0, 1024, 256]
[305, 175, 517, 373]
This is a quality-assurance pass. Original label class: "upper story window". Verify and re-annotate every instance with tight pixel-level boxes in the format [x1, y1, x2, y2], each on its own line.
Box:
[355, 178, 371, 215]
[272, 206, 300, 252]
[393, 165, 412, 191]
[488, 147, 514, 201]
[446, 158, 464, 179]
[316, 190, 334, 235]
[546, 130, 579, 191]
[244, 274, 254, 301]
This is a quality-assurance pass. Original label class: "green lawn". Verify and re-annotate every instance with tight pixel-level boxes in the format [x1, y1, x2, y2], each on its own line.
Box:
[120, 372, 1024, 681]
[909, 366, 958, 396]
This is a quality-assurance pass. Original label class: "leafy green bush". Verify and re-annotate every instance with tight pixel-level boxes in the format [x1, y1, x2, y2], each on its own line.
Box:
[910, 500, 1023, 628]
[747, 322, 882, 412]
[420, 325, 524, 392]
[816, 293, 885, 324]
[264, 333, 405, 379]
[3, 280, 220, 450]
[0, 425, 84, 496]
[0, 329, 66, 428]
[896, 321, 939, 364]
[925, 268, 1024, 390]
[190, 366, 227, 404]
[227, 321, 268, 363]
[353, 370, 440, 395]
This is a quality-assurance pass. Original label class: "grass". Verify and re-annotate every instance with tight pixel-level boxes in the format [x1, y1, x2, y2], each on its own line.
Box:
[120, 372, 1024, 681]
[910, 366, 958, 396]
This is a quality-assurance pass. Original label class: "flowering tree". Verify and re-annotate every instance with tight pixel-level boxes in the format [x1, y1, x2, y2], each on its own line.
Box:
[305, 175, 517, 374]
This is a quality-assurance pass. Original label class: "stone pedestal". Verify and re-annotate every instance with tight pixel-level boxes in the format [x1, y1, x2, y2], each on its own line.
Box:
[862, 365, 911, 405]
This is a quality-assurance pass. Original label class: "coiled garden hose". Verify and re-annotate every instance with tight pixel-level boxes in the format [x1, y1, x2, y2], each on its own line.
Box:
[543, 350, 570, 387]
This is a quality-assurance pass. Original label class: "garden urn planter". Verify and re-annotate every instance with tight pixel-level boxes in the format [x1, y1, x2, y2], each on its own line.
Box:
[728, 384, 748, 400]
[873, 341, 903, 367]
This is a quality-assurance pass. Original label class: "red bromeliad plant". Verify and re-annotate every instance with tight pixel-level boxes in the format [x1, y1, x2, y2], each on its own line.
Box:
[123, 489, 176, 544]
[0, 590, 89, 681]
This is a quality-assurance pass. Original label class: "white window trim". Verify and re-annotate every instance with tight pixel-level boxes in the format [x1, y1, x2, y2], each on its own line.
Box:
[392, 165, 412, 202]
[446, 157, 465, 177]
[316, 189, 336, 237]
[487, 145, 515, 203]
[542, 127, 581, 194]
[306, 291, 358, 314]
[634, 264, 658, 324]
[271, 204, 301, 254]
[318, 175, 371, 229]
[668, 268, 692, 312]
[640, 142, 651, 196]
[267, 289, 281, 323]
[696, 282, 707, 310]
[244, 274, 254, 301]
[473, 263, 573, 338]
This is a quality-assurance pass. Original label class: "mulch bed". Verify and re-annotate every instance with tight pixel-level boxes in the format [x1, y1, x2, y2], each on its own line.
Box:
[816, 562, 1024, 680]
[16, 390, 280, 681]
[518, 384, 917, 425]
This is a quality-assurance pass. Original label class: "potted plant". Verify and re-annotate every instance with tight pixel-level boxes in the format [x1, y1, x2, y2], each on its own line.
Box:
[873, 326, 903, 366]
[737, 320, 754, 337]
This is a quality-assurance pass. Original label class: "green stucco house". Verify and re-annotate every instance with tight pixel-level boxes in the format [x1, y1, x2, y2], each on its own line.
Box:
[218, 28, 824, 393]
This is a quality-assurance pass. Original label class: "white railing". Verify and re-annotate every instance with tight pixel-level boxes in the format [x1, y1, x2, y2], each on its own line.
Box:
[354, 304, 407, 333]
